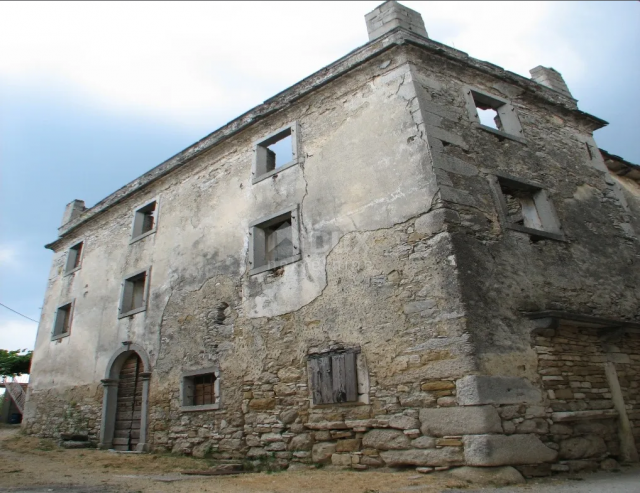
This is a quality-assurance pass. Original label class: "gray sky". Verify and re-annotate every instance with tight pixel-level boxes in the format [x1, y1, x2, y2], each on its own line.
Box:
[0, 1, 639, 352]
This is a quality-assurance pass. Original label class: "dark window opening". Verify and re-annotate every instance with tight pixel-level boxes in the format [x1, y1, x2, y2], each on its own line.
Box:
[265, 219, 293, 262]
[65, 242, 83, 274]
[121, 271, 147, 315]
[53, 303, 72, 337]
[193, 373, 216, 406]
[183, 371, 218, 407]
[132, 201, 157, 239]
[499, 182, 543, 230]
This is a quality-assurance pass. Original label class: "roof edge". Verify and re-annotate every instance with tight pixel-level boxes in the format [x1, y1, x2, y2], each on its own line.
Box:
[47, 27, 610, 250]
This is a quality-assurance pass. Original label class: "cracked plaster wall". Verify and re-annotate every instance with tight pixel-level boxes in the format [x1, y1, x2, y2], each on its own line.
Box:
[25, 45, 477, 454]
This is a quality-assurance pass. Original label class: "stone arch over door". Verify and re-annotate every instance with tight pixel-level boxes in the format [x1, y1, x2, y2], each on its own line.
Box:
[99, 343, 151, 451]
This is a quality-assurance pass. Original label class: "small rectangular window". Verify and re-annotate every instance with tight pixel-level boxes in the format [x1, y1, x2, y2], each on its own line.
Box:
[52, 302, 73, 339]
[181, 368, 220, 411]
[252, 122, 300, 184]
[119, 268, 150, 318]
[464, 87, 524, 142]
[308, 351, 358, 405]
[490, 174, 564, 241]
[249, 206, 301, 275]
[131, 200, 157, 242]
[64, 241, 84, 274]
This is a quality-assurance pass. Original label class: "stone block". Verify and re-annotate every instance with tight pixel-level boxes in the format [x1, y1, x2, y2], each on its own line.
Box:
[419, 406, 502, 436]
[312, 442, 336, 463]
[403, 300, 436, 314]
[516, 418, 549, 434]
[336, 439, 361, 452]
[421, 380, 455, 391]
[448, 466, 525, 485]
[559, 436, 607, 460]
[414, 209, 459, 236]
[288, 433, 313, 451]
[380, 447, 464, 467]
[464, 434, 558, 466]
[279, 409, 299, 425]
[388, 415, 420, 430]
[456, 376, 542, 406]
[399, 392, 436, 408]
[360, 455, 385, 467]
[249, 398, 276, 410]
[362, 429, 411, 450]
[331, 453, 352, 466]
[412, 436, 436, 449]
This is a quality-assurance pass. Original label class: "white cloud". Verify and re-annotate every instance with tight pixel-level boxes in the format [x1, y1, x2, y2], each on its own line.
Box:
[0, 245, 20, 270]
[0, 1, 586, 126]
[0, 319, 38, 351]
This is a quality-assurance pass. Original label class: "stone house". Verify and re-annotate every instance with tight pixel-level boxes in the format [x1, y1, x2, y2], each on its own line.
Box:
[24, 1, 640, 475]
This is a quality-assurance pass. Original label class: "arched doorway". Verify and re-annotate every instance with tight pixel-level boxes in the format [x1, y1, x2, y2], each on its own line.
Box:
[99, 343, 151, 451]
[114, 353, 143, 451]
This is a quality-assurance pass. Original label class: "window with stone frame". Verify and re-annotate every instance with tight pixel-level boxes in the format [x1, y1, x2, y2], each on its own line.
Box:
[64, 241, 84, 275]
[118, 268, 150, 318]
[463, 87, 525, 143]
[248, 206, 301, 275]
[489, 173, 564, 241]
[308, 350, 359, 405]
[130, 200, 158, 242]
[181, 368, 221, 411]
[251, 122, 300, 184]
[52, 301, 74, 340]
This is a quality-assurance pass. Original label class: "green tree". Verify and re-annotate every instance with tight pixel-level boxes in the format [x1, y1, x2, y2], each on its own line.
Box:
[0, 349, 32, 377]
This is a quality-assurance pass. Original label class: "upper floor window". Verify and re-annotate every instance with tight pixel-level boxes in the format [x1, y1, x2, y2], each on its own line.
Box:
[248, 206, 301, 275]
[52, 301, 74, 340]
[131, 200, 158, 243]
[64, 241, 84, 275]
[118, 267, 150, 318]
[489, 173, 564, 241]
[252, 122, 300, 184]
[463, 87, 525, 143]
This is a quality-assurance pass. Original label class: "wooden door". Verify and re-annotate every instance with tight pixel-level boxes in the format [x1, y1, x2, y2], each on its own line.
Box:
[113, 354, 143, 451]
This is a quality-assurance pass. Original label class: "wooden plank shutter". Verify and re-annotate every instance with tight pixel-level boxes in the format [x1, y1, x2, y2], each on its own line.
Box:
[309, 356, 332, 404]
[331, 353, 358, 403]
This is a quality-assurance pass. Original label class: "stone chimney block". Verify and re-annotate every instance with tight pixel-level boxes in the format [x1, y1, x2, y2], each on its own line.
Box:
[365, 1, 428, 41]
[529, 66, 573, 99]
[61, 199, 86, 226]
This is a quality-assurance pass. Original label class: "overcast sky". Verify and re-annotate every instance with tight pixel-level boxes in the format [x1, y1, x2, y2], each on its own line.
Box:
[0, 1, 638, 353]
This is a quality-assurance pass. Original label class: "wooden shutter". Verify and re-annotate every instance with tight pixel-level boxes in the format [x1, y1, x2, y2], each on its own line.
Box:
[310, 352, 358, 404]
[309, 355, 332, 405]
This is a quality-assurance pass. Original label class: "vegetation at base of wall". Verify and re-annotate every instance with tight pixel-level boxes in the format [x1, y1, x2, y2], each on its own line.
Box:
[0, 349, 32, 377]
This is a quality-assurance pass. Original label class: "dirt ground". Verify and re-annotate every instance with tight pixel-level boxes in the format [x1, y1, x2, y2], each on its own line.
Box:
[2, 426, 639, 493]
[0, 426, 472, 493]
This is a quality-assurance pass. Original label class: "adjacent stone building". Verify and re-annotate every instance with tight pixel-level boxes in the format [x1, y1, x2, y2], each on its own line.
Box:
[24, 1, 640, 475]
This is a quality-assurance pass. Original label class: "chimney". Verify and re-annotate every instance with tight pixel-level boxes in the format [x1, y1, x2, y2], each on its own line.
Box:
[365, 1, 428, 41]
[529, 66, 574, 99]
[61, 199, 86, 226]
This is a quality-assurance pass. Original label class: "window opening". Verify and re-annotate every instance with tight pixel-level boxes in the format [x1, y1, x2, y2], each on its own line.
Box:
[249, 207, 300, 275]
[53, 303, 72, 338]
[132, 201, 157, 240]
[500, 184, 543, 230]
[252, 123, 299, 183]
[193, 373, 216, 406]
[472, 93, 503, 131]
[182, 369, 220, 409]
[121, 271, 148, 315]
[65, 242, 83, 274]
[266, 133, 293, 171]
[265, 218, 293, 262]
